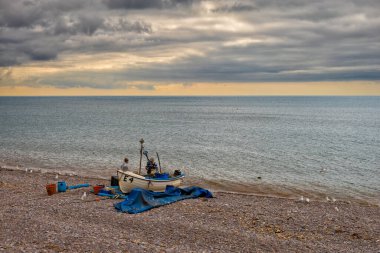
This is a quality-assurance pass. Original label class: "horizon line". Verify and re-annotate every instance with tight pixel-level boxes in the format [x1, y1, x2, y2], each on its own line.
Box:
[1, 95, 379, 98]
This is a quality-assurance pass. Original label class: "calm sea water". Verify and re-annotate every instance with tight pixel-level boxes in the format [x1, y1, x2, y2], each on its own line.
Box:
[0, 96, 379, 203]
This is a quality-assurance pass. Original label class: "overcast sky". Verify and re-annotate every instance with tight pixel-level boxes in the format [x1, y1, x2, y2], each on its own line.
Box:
[1, 0, 380, 95]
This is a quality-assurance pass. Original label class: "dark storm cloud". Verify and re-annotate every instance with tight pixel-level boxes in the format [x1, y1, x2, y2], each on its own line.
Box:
[212, 2, 256, 13]
[51, 15, 104, 36]
[0, 0, 87, 28]
[102, 0, 162, 9]
[0, 55, 19, 66]
[75, 14, 104, 35]
[107, 35, 380, 83]
[102, 0, 197, 10]
[133, 84, 156, 90]
[0, 0, 154, 66]
[28, 49, 57, 61]
[0, 0, 42, 28]
[104, 18, 152, 33]
[32, 72, 157, 90]
[0, 27, 62, 63]
[1, 0, 380, 87]
[52, 15, 151, 36]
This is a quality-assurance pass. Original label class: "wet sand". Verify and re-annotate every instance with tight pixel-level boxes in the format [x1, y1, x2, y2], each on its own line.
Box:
[0, 167, 379, 252]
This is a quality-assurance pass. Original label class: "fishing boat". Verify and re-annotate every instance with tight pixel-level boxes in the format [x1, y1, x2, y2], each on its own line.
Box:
[117, 139, 186, 193]
[117, 170, 185, 193]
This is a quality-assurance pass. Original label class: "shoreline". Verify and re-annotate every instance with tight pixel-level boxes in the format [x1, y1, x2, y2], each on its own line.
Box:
[1, 163, 378, 207]
[1, 167, 379, 252]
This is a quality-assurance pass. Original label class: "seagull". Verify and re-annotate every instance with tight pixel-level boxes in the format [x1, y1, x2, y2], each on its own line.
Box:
[326, 196, 330, 201]
[81, 192, 87, 200]
[25, 168, 28, 173]
[305, 198, 310, 203]
[332, 197, 337, 202]
[55, 174, 59, 180]
[299, 196, 304, 202]
[334, 206, 339, 212]
[29, 169, 33, 173]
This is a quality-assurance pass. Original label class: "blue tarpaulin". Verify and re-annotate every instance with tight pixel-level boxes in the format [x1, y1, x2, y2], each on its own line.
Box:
[114, 186, 213, 214]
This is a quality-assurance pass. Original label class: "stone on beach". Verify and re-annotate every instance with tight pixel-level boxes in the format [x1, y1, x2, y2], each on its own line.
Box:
[0, 168, 379, 252]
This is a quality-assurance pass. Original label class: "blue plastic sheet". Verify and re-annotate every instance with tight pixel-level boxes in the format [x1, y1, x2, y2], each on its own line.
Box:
[114, 186, 213, 214]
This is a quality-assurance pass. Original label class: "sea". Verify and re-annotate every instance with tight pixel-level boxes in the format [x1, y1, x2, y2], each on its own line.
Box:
[0, 96, 379, 204]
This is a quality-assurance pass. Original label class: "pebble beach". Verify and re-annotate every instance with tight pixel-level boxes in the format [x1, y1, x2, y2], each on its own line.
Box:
[0, 167, 379, 252]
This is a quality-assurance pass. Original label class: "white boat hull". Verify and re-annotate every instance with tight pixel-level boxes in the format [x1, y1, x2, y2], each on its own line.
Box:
[117, 170, 185, 193]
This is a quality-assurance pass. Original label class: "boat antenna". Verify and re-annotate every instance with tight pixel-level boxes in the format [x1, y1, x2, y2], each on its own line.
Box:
[156, 152, 162, 173]
[139, 138, 144, 175]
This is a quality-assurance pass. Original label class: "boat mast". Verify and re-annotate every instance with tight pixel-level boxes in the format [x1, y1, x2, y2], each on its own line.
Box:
[139, 138, 144, 175]
[156, 152, 162, 173]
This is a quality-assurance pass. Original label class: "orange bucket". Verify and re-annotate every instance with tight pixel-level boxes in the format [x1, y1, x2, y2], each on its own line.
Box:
[93, 185, 104, 195]
[46, 184, 57, 196]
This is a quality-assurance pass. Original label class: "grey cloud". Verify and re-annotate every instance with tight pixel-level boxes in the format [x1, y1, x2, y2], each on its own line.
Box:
[0, 0, 153, 66]
[0, 1, 43, 28]
[212, 2, 256, 13]
[20, 39, 60, 61]
[133, 84, 156, 90]
[52, 17, 151, 36]
[0, 56, 20, 66]
[104, 36, 380, 83]
[0, 29, 37, 44]
[76, 14, 104, 35]
[105, 18, 152, 33]
[43, 0, 86, 12]
[0, 28, 62, 64]
[53, 17, 76, 35]
[28, 48, 58, 61]
[117, 19, 152, 34]
[102, 0, 163, 9]
[51, 14, 104, 35]
[114, 62, 380, 83]
[0, 0, 87, 28]
[102, 0, 197, 9]
[14, 71, 158, 90]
